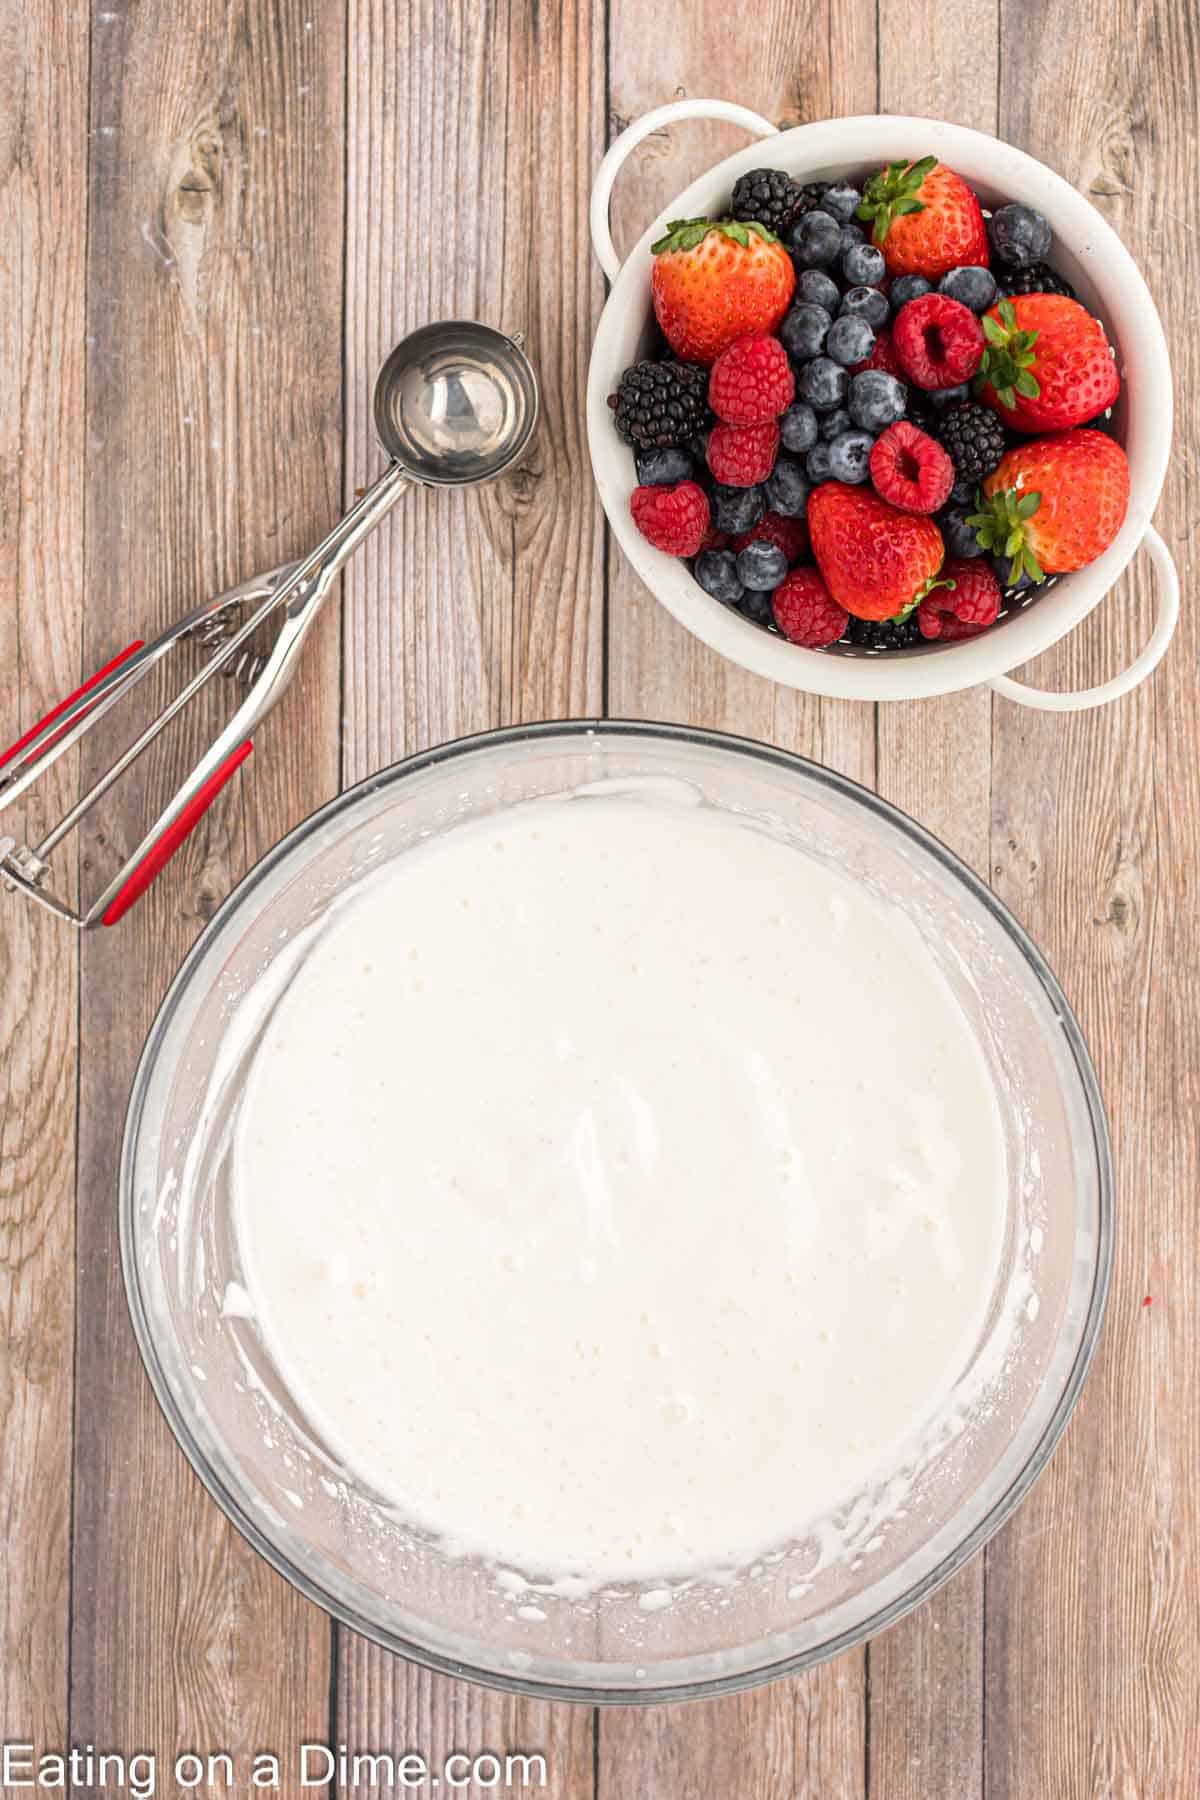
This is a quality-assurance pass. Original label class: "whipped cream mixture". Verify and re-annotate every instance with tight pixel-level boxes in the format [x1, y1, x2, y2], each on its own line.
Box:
[232, 787, 1007, 1582]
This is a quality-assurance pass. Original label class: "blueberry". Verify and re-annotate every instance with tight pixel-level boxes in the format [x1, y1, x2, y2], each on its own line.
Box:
[796, 268, 841, 312]
[806, 442, 834, 483]
[787, 209, 843, 268]
[840, 286, 891, 332]
[635, 445, 693, 485]
[889, 273, 932, 312]
[939, 505, 985, 559]
[848, 369, 907, 432]
[738, 589, 776, 626]
[694, 549, 745, 604]
[988, 203, 1052, 269]
[826, 314, 876, 368]
[839, 221, 865, 253]
[819, 407, 853, 442]
[797, 356, 848, 412]
[929, 383, 971, 413]
[842, 242, 886, 288]
[764, 456, 811, 516]
[821, 182, 862, 224]
[736, 540, 789, 590]
[780, 302, 832, 361]
[780, 402, 820, 453]
[938, 265, 999, 313]
[711, 483, 766, 534]
[994, 553, 1033, 593]
[827, 429, 875, 484]
[950, 476, 978, 507]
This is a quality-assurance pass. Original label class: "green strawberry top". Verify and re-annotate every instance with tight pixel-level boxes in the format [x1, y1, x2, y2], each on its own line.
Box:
[978, 300, 1043, 409]
[651, 217, 780, 255]
[855, 155, 937, 241]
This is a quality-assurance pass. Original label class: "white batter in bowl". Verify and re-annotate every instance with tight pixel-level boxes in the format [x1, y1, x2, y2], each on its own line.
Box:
[121, 723, 1111, 1701]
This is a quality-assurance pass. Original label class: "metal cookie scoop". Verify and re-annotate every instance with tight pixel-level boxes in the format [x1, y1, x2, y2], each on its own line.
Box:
[0, 322, 538, 929]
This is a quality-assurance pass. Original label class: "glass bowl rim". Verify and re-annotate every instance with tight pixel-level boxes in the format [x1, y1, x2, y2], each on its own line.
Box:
[119, 717, 1114, 1705]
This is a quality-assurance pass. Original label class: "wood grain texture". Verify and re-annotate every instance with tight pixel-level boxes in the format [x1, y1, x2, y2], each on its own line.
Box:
[601, 3, 876, 1792]
[984, 0, 1200, 1793]
[70, 3, 344, 1789]
[864, 3, 997, 1793]
[0, 0, 88, 1759]
[0, 0, 1194, 1789]
[337, 0, 604, 1787]
[340, 0, 605, 783]
[337, 1630, 595, 1800]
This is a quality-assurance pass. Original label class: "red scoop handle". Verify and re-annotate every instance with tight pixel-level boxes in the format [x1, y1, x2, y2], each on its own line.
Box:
[0, 641, 145, 770]
[101, 740, 253, 926]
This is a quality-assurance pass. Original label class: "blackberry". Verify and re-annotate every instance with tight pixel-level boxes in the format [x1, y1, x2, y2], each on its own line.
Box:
[844, 613, 922, 650]
[793, 182, 829, 216]
[608, 360, 710, 450]
[730, 167, 804, 235]
[996, 261, 1075, 300]
[934, 403, 1007, 484]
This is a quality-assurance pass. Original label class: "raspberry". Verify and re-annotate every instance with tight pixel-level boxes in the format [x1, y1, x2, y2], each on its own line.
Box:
[869, 422, 955, 513]
[698, 524, 732, 553]
[732, 510, 809, 564]
[708, 334, 795, 425]
[852, 327, 904, 379]
[892, 292, 984, 390]
[629, 480, 711, 557]
[772, 568, 848, 647]
[707, 419, 780, 486]
[917, 557, 1002, 639]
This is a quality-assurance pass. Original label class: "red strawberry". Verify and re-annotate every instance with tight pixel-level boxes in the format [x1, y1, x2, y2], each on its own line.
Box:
[857, 158, 989, 279]
[733, 510, 809, 564]
[976, 430, 1129, 578]
[707, 419, 780, 486]
[708, 333, 794, 425]
[629, 480, 710, 557]
[809, 483, 945, 621]
[773, 569, 848, 647]
[651, 219, 796, 365]
[892, 293, 984, 389]
[977, 295, 1120, 432]
[869, 422, 954, 513]
[918, 558, 1002, 639]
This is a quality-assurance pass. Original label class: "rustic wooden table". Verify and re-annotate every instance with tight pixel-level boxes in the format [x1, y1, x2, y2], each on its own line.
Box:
[2, 0, 1195, 1794]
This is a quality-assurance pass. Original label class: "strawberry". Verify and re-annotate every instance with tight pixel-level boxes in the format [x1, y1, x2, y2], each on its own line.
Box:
[651, 218, 796, 365]
[974, 429, 1130, 579]
[809, 483, 946, 621]
[976, 295, 1120, 432]
[856, 158, 989, 279]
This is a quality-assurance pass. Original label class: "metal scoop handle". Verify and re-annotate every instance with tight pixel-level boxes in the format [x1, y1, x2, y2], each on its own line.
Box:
[1, 462, 409, 927]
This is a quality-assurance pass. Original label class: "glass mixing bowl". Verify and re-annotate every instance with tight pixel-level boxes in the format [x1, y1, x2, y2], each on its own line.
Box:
[121, 722, 1112, 1703]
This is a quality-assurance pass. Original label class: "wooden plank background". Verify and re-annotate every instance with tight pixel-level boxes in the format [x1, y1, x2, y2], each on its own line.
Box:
[1, 0, 1195, 1794]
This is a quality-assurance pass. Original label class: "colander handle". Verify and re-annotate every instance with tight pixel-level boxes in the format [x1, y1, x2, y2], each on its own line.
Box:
[988, 526, 1179, 712]
[590, 100, 780, 283]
